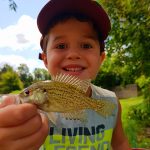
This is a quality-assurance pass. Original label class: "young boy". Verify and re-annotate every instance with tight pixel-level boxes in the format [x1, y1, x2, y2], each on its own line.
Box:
[0, 0, 131, 149]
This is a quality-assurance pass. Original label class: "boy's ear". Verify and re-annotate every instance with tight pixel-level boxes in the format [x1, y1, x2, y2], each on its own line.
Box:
[39, 52, 48, 68]
[100, 51, 106, 65]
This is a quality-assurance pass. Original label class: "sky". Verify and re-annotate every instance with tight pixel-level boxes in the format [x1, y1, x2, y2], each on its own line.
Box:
[0, 0, 48, 73]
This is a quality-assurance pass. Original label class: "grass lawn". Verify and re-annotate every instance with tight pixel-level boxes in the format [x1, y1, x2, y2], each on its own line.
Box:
[120, 96, 150, 148]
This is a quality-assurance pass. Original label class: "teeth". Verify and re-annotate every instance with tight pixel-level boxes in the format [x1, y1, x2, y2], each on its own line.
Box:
[65, 68, 82, 72]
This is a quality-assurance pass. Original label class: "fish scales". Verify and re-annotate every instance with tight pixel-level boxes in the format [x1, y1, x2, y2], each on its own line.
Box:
[45, 82, 115, 114]
[39, 82, 93, 111]
[18, 74, 116, 120]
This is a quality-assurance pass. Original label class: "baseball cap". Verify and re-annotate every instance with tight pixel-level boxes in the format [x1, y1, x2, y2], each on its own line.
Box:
[37, 0, 111, 50]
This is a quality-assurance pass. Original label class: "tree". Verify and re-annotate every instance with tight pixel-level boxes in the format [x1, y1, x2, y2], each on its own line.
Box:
[8, 0, 17, 11]
[17, 64, 33, 87]
[93, 56, 122, 89]
[98, 0, 150, 83]
[0, 65, 23, 94]
[33, 68, 50, 81]
[0, 64, 13, 73]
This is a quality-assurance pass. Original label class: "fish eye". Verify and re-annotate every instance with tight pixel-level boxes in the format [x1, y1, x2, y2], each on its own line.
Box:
[24, 89, 30, 96]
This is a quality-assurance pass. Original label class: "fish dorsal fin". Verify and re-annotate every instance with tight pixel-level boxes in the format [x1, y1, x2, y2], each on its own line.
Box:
[51, 73, 91, 93]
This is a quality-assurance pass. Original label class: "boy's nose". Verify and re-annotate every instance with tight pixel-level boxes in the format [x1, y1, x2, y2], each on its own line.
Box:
[66, 49, 81, 60]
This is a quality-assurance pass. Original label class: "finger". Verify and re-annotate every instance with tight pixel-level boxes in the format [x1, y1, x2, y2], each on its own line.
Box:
[15, 113, 49, 149]
[0, 103, 37, 127]
[0, 114, 42, 141]
[0, 95, 16, 108]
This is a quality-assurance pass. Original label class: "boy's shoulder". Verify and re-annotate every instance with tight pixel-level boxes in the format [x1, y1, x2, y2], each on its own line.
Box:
[91, 84, 116, 98]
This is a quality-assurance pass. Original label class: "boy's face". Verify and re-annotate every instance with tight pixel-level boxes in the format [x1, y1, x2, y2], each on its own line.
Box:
[42, 18, 105, 80]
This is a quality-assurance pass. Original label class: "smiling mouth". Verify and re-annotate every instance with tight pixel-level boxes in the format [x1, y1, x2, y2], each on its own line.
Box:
[63, 67, 84, 72]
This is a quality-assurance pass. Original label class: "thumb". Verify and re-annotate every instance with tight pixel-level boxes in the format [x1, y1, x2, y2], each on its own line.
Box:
[0, 95, 18, 108]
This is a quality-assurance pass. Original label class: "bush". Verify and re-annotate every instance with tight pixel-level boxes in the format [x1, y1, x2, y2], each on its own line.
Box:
[92, 70, 122, 90]
[0, 70, 23, 94]
[136, 75, 150, 107]
[128, 104, 150, 127]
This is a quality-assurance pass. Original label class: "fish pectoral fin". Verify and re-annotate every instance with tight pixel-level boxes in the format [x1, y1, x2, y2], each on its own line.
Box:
[61, 110, 87, 122]
[46, 112, 58, 125]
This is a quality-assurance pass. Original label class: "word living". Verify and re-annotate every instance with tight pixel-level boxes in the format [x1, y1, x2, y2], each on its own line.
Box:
[48, 124, 111, 150]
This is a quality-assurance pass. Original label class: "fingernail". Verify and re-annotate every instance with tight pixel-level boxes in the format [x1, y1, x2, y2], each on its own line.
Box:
[15, 95, 21, 104]
[0, 95, 19, 106]
[0, 95, 6, 104]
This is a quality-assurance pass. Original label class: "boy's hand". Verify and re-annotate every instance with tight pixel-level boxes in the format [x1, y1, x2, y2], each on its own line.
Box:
[0, 95, 49, 150]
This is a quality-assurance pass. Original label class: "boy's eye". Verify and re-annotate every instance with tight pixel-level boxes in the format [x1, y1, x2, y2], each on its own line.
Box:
[81, 43, 93, 49]
[56, 43, 67, 49]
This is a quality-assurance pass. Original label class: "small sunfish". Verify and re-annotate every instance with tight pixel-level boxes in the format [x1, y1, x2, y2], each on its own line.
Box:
[18, 73, 116, 122]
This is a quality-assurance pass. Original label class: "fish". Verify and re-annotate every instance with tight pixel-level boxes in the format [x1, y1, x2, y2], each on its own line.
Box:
[18, 73, 116, 123]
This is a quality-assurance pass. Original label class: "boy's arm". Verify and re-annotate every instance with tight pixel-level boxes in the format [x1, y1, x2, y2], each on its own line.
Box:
[0, 95, 49, 150]
[111, 100, 131, 150]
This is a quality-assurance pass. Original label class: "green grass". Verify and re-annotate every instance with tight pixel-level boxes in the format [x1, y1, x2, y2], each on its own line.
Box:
[120, 96, 150, 148]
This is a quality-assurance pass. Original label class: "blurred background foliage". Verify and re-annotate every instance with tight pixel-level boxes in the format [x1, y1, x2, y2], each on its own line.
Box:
[0, 64, 50, 94]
